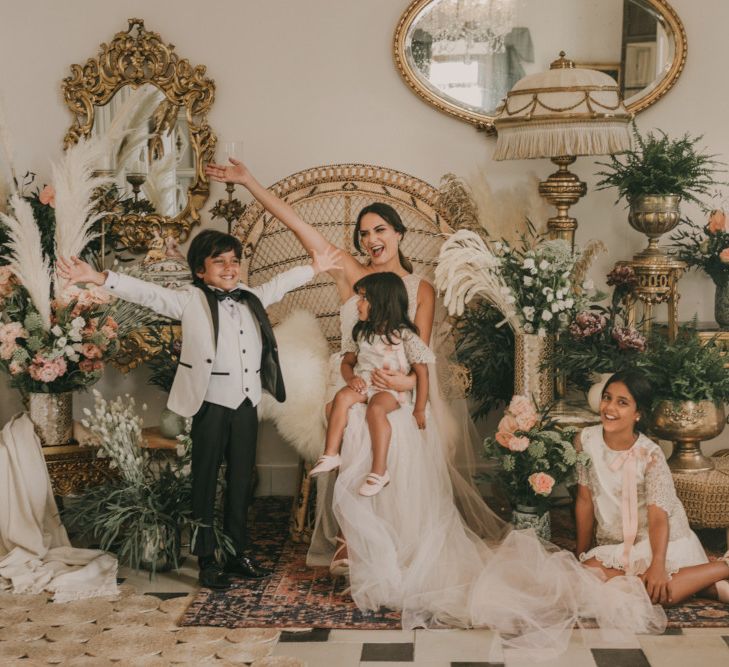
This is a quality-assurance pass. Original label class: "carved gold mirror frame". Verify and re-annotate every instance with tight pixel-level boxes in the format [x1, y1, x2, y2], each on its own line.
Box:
[394, 0, 687, 133]
[62, 18, 216, 252]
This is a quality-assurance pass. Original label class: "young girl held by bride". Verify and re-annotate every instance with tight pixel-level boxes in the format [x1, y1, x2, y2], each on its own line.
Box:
[308, 272, 434, 496]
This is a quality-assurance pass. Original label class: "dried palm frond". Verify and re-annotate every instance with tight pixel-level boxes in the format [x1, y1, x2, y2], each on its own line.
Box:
[435, 229, 520, 330]
[436, 173, 484, 238]
[0, 194, 52, 328]
[51, 136, 110, 262]
[571, 239, 607, 294]
[142, 152, 177, 216]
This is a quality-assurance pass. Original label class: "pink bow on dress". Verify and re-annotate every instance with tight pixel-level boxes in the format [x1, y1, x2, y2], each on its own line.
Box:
[608, 448, 641, 571]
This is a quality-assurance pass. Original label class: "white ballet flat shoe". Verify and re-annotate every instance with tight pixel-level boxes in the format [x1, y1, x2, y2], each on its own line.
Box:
[358, 471, 390, 497]
[309, 454, 342, 477]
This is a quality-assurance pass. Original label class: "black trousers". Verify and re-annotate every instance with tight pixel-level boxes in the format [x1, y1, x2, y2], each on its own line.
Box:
[190, 398, 258, 558]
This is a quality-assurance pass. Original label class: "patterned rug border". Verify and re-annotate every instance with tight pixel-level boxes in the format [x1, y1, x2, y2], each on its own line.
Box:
[180, 497, 729, 630]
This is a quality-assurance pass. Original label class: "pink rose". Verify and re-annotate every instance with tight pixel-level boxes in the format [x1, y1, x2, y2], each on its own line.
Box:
[507, 435, 530, 452]
[29, 355, 67, 383]
[79, 358, 103, 373]
[708, 209, 726, 234]
[528, 472, 555, 496]
[9, 360, 25, 375]
[508, 395, 538, 431]
[38, 185, 56, 207]
[81, 343, 103, 359]
[495, 413, 520, 448]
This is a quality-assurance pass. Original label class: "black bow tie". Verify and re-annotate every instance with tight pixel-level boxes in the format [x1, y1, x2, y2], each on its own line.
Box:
[213, 288, 250, 303]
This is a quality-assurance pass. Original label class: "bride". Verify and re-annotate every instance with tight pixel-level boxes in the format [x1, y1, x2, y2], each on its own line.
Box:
[206, 159, 665, 655]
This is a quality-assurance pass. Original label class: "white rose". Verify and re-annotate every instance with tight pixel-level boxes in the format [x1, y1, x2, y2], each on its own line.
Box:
[522, 306, 535, 321]
[524, 323, 535, 333]
[523, 258, 536, 270]
[565, 298, 574, 308]
[541, 310, 553, 321]
[551, 302, 560, 313]
[523, 276, 534, 286]
[71, 317, 85, 329]
[539, 260, 550, 270]
[56, 336, 67, 348]
[51, 325, 63, 336]
[547, 292, 554, 302]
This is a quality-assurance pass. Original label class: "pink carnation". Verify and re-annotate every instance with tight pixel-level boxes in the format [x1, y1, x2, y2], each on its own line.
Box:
[81, 343, 103, 359]
[38, 185, 56, 207]
[528, 472, 555, 496]
[28, 355, 67, 383]
[720, 248, 729, 264]
[708, 209, 726, 234]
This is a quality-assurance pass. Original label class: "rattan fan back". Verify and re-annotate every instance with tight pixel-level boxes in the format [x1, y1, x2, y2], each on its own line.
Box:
[235, 164, 451, 351]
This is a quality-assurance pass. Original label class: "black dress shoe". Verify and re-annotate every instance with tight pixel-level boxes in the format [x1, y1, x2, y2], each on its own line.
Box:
[198, 566, 233, 590]
[224, 554, 273, 579]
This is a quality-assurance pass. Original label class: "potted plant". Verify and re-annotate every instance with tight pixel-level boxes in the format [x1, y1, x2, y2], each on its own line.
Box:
[641, 329, 729, 473]
[595, 127, 724, 255]
[671, 207, 729, 329]
[483, 395, 589, 540]
[64, 391, 232, 573]
[554, 265, 646, 409]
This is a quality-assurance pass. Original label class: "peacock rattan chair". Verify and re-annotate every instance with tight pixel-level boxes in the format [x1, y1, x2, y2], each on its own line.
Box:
[233, 163, 456, 540]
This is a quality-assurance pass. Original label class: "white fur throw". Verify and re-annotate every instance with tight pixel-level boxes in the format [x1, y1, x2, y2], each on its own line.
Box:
[258, 309, 329, 462]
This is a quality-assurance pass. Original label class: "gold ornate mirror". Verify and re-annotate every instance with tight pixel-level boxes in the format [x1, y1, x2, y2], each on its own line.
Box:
[394, 0, 686, 133]
[62, 18, 216, 252]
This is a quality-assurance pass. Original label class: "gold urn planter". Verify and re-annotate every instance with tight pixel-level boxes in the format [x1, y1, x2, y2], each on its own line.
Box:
[628, 194, 681, 257]
[651, 400, 725, 473]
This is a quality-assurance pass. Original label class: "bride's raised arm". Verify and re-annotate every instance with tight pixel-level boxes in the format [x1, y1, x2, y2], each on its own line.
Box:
[206, 159, 363, 290]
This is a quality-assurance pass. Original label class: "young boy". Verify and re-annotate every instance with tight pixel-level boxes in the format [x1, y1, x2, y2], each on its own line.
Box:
[58, 230, 339, 589]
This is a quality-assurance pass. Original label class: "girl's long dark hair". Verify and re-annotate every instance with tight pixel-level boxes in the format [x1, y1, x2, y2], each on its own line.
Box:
[353, 203, 414, 273]
[351, 272, 418, 345]
[604, 369, 653, 433]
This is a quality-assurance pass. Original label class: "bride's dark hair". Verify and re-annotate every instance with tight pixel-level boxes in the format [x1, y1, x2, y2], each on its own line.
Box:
[353, 203, 414, 273]
[351, 272, 418, 346]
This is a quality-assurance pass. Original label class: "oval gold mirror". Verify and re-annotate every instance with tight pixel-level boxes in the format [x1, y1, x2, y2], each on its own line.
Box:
[62, 18, 216, 252]
[394, 0, 686, 133]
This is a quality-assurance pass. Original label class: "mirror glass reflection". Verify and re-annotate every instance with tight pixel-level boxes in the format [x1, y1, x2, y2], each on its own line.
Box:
[405, 0, 676, 116]
[91, 83, 195, 217]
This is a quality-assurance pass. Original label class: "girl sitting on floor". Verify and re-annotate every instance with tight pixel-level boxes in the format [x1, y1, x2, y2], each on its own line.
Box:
[576, 369, 729, 605]
[308, 272, 434, 496]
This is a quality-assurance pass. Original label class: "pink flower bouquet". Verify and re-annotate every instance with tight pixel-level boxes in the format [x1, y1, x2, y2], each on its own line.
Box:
[484, 395, 588, 514]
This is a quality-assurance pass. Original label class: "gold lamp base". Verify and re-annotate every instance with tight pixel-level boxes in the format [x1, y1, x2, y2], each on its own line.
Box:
[538, 155, 587, 247]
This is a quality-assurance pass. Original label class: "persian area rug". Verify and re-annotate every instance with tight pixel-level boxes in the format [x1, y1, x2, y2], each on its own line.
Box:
[181, 497, 729, 629]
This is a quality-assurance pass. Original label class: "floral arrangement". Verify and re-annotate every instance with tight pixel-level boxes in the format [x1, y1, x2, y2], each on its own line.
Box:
[436, 228, 596, 336]
[554, 266, 647, 390]
[0, 273, 120, 392]
[483, 395, 588, 514]
[670, 207, 729, 284]
[63, 391, 232, 573]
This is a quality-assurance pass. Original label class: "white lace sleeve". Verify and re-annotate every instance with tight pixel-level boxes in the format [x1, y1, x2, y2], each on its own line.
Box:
[645, 448, 676, 516]
[341, 330, 357, 355]
[576, 461, 590, 487]
[402, 329, 436, 365]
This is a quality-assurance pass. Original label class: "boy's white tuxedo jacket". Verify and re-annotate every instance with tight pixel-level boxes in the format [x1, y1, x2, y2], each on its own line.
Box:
[103, 266, 314, 417]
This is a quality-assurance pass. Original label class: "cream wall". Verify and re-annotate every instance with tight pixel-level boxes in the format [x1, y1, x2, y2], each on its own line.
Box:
[1, 1, 728, 489]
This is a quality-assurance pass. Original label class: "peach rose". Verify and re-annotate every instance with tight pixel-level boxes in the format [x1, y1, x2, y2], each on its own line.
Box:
[508, 395, 539, 431]
[81, 343, 103, 359]
[38, 185, 55, 207]
[708, 209, 726, 234]
[528, 472, 555, 496]
[495, 413, 520, 448]
[720, 248, 729, 264]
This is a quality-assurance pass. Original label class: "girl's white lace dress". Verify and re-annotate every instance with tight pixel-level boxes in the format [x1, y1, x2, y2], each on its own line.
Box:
[577, 424, 708, 575]
[327, 275, 666, 655]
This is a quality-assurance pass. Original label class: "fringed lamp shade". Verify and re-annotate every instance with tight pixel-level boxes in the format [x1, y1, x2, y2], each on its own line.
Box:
[493, 52, 632, 245]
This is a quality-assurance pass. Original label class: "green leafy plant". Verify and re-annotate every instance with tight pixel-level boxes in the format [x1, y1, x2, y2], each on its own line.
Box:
[670, 209, 729, 283]
[144, 325, 181, 392]
[63, 392, 233, 575]
[483, 395, 587, 513]
[640, 327, 729, 404]
[595, 125, 724, 206]
[454, 300, 514, 419]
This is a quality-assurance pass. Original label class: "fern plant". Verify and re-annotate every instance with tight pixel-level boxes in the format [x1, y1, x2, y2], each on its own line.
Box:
[595, 126, 724, 206]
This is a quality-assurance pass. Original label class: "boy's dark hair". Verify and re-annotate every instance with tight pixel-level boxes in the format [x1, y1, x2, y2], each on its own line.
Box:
[604, 369, 653, 433]
[187, 230, 242, 287]
[353, 203, 414, 273]
[351, 272, 418, 346]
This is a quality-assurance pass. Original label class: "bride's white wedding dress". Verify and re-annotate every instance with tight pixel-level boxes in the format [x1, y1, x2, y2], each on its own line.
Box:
[325, 274, 665, 656]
